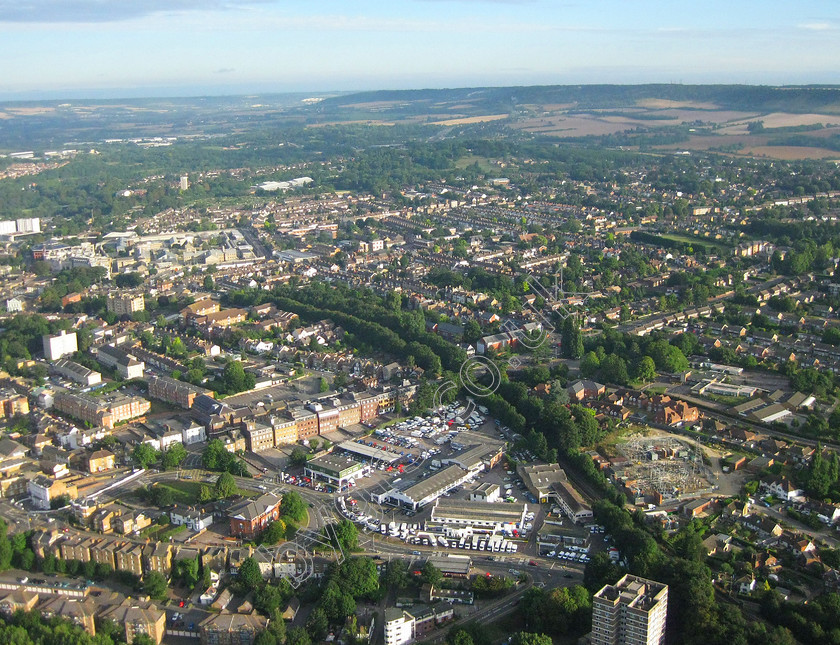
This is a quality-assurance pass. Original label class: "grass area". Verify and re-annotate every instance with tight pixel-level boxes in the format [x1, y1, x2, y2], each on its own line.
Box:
[659, 233, 732, 255]
[141, 524, 165, 539]
[155, 480, 205, 505]
[149, 399, 181, 415]
[454, 154, 495, 172]
[159, 524, 187, 540]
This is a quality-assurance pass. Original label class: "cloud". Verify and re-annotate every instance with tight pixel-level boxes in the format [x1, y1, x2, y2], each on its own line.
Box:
[798, 22, 837, 31]
[215, 68, 235, 74]
[0, 0, 268, 23]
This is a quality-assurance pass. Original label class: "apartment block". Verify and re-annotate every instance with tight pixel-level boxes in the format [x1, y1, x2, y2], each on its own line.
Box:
[107, 293, 145, 316]
[148, 374, 214, 410]
[592, 575, 668, 645]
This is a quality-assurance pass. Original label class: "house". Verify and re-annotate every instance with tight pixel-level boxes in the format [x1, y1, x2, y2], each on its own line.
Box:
[280, 598, 300, 621]
[170, 505, 214, 532]
[87, 449, 116, 473]
[736, 575, 757, 595]
[567, 379, 606, 402]
[760, 477, 805, 502]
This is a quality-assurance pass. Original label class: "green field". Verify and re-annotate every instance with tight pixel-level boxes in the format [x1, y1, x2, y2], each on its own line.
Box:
[455, 154, 494, 172]
[659, 233, 732, 254]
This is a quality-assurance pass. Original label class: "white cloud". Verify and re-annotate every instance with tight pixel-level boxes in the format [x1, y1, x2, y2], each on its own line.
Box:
[798, 22, 837, 31]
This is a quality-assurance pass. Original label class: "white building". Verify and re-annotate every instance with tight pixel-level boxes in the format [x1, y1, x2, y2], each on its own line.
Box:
[170, 506, 214, 532]
[384, 609, 414, 645]
[592, 575, 668, 645]
[5, 297, 23, 312]
[43, 330, 78, 361]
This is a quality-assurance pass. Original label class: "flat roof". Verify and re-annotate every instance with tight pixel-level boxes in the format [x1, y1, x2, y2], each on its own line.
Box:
[307, 453, 364, 477]
[337, 440, 401, 464]
[400, 465, 466, 503]
[430, 498, 526, 523]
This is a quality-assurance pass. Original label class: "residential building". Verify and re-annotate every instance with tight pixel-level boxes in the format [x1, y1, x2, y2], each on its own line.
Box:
[100, 600, 167, 645]
[107, 293, 145, 316]
[147, 374, 214, 410]
[384, 608, 415, 645]
[40, 598, 97, 635]
[43, 330, 78, 361]
[198, 612, 266, 645]
[96, 344, 145, 379]
[88, 449, 116, 473]
[592, 575, 668, 645]
[170, 505, 214, 532]
[53, 390, 150, 429]
[146, 543, 172, 576]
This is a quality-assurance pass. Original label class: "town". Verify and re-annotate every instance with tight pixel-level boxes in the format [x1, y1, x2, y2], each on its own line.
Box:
[1, 85, 840, 645]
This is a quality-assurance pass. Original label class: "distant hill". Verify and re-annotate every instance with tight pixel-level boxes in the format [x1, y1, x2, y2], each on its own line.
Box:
[315, 84, 840, 116]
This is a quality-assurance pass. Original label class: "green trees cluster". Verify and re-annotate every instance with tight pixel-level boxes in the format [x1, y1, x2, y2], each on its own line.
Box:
[471, 573, 514, 598]
[521, 585, 592, 636]
[201, 439, 249, 476]
[217, 360, 256, 395]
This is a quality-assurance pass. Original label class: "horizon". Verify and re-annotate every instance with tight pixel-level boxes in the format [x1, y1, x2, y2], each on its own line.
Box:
[2, 0, 839, 102]
[4, 80, 840, 105]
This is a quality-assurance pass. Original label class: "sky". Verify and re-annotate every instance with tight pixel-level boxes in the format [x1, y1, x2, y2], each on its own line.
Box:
[1, 0, 839, 99]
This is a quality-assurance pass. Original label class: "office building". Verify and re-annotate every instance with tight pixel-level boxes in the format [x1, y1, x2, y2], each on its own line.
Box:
[592, 575, 668, 645]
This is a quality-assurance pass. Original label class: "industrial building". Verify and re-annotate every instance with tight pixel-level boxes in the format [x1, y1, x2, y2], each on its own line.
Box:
[304, 453, 367, 489]
[375, 465, 475, 510]
[518, 463, 568, 503]
[51, 359, 102, 387]
[552, 480, 593, 524]
[592, 575, 668, 645]
[429, 498, 528, 530]
[337, 439, 402, 465]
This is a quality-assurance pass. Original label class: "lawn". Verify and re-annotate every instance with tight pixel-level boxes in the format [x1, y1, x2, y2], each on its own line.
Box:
[155, 480, 205, 505]
[659, 233, 732, 255]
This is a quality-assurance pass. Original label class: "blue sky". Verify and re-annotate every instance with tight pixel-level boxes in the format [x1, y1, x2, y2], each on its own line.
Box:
[1, 0, 839, 99]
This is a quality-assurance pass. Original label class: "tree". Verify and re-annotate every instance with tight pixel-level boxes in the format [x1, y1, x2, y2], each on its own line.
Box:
[262, 520, 287, 545]
[173, 555, 200, 588]
[280, 491, 307, 523]
[237, 557, 263, 591]
[561, 317, 584, 359]
[306, 607, 329, 641]
[512, 633, 553, 645]
[286, 626, 312, 645]
[319, 377, 329, 393]
[634, 356, 656, 383]
[132, 443, 159, 469]
[421, 561, 443, 587]
[162, 443, 187, 470]
[289, 447, 308, 466]
[329, 519, 358, 552]
[385, 559, 410, 589]
[143, 571, 168, 600]
[203, 275, 215, 290]
[221, 360, 255, 394]
[599, 354, 629, 386]
[134, 635, 158, 645]
[215, 472, 237, 499]
[580, 351, 600, 378]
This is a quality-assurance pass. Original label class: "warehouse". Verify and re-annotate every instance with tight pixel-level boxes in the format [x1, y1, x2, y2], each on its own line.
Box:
[441, 442, 504, 474]
[552, 480, 593, 524]
[429, 498, 528, 530]
[305, 453, 367, 490]
[374, 465, 474, 510]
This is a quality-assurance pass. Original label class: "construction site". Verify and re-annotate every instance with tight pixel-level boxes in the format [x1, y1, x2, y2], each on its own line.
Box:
[612, 435, 715, 503]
